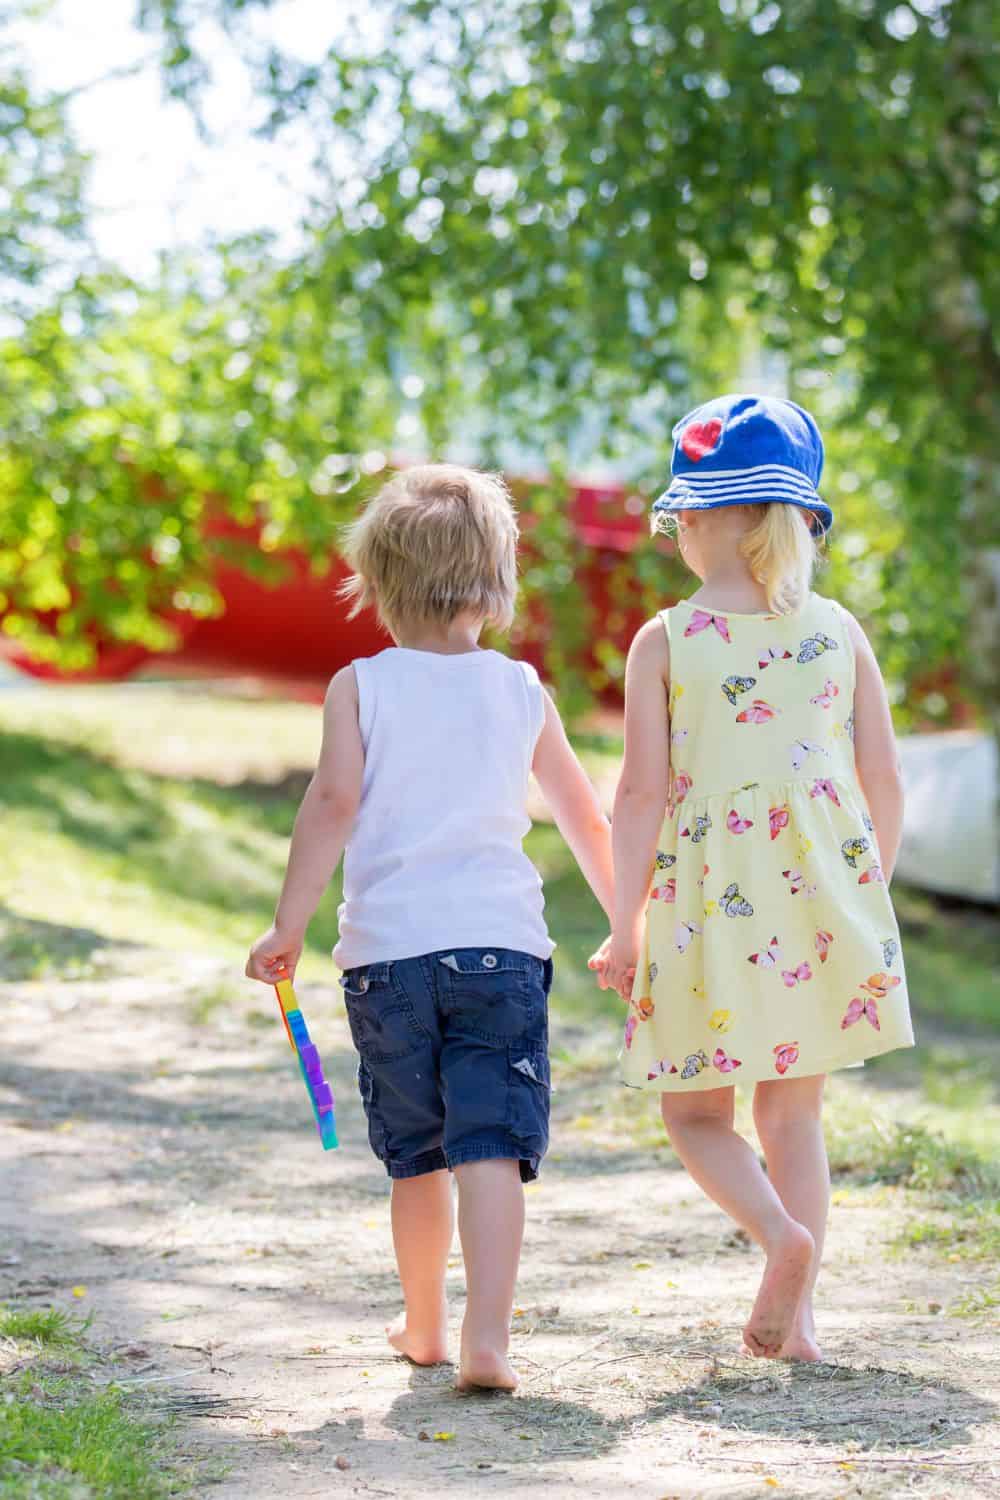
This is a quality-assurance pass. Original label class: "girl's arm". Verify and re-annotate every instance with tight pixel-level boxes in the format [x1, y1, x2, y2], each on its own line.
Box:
[245, 666, 364, 982]
[845, 611, 904, 879]
[532, 689, 615, 919]
[603, 618, 670, 995]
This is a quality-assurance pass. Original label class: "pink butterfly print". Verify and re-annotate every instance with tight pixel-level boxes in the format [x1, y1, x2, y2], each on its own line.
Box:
[736, 699, 779, 724]
[810, 678, 840, 709]
[624, 1014, 638, 1050]
[673, 771, 693, 805]
[648, 1058, 678, 1079]
[841, 997, 880, 1031]
[769, 804, 790, 841]
[781, 961, 813, 987]
[758, 646, 793, 668]
[727, 809, 754, 834]
[773, 1041, 800, 1075]
[713, 1047, 742, 1073]
[809, 778, 841, 807]
[748, 936, 781, 969]
[815, 929, 834, 964]
[684, 609, 732, 644]
[782, 869, 817, 899]
[859, 863, 885, 885]
[650, 880, 676, 903]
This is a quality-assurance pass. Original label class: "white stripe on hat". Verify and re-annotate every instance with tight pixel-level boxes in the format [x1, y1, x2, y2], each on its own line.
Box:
[670, 463, 818, 494]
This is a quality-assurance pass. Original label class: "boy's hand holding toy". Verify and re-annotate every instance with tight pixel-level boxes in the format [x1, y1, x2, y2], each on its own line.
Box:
[246, 923, 304, 984]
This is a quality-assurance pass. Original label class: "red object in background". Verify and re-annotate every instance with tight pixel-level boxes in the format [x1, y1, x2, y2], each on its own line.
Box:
[3, 479, 660, 699]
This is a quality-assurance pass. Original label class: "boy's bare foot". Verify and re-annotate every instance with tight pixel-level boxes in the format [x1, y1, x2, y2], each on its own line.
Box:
[385, 1312, 449, 1366]
[743, 1222, 814, 1358]
[455, 1348, 518, 1392]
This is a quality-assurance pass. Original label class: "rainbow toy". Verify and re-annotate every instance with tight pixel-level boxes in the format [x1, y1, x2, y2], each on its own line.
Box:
[273, 973, 338, 1150]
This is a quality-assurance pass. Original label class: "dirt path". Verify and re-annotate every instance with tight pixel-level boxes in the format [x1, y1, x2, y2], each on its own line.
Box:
[4, 951, 999, 1499]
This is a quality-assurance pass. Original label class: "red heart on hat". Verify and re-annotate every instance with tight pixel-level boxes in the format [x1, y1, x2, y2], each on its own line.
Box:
[679, 418, 723, 462]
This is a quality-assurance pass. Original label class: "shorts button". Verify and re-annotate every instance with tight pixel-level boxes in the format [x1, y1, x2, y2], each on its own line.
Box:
[482, 953, 497, 969]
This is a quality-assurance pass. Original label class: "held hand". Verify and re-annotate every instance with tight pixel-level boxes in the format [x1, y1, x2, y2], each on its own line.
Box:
[245, 925, 304, 985]
[604, 931, 640, 1002]
[587, 935, 613, 987]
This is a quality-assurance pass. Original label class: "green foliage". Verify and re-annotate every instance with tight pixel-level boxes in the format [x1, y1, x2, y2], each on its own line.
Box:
[3, 0, 999, 714]
[132, 0, 999, 720]
[0, 66, 89, 305]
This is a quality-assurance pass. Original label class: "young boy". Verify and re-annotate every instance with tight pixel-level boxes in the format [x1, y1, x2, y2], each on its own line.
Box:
[246, 464, 614, 1390]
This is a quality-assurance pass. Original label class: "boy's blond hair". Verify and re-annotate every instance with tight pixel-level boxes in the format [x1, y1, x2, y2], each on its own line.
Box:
[340, 464, 519, 636]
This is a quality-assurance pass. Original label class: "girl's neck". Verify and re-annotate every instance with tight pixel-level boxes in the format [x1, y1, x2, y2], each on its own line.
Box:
[393, 614, 485, 655]
[688, 562, 771, 615]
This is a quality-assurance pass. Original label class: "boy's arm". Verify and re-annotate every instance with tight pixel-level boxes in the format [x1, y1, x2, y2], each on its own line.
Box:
[245, 666, 364, 983]
[844, 611, 904, 879]
[605, 618, 670, 993]
[532, 688, 615, 920]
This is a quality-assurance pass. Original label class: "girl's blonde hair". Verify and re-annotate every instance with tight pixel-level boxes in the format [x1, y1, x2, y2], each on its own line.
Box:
[737, 503, 820, 614]
[340, 463, 519, 636]
[653, 501, 820, 614]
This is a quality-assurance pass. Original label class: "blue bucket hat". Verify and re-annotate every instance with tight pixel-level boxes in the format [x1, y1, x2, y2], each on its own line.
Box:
[652, 393, 832, 535]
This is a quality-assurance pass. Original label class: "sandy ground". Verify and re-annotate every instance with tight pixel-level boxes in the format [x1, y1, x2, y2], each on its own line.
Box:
[3, 951, 999, 1500]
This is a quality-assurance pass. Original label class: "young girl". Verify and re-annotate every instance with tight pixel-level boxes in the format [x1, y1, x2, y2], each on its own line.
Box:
[598, 393, 914, 1362]
[246, 464, 614, 1392]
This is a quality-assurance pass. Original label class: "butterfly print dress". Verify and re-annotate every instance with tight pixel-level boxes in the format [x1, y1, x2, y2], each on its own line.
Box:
[622, 594, 914, 1093]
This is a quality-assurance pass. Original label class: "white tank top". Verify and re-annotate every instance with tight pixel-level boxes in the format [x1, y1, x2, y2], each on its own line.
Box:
[333, 648, 554, 968]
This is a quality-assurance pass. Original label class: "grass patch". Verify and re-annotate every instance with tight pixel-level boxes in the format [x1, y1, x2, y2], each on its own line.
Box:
[894, 1200, 1000, 1262]
[893, 884, 999, 1031]
[952, 1283, 1000, 1318]
[0, 1373, 185, 1500]
[0, 1306, 190, 1500]
[0, 1305, 88, 1349]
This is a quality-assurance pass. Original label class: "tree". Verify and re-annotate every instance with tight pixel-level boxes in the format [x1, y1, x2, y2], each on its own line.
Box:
[135, 0, 998, 729]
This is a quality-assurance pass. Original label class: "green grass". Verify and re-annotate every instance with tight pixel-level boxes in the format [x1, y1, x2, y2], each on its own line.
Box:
[0, 1306, 189, 1500]
[0, 1376, 183, 1500]
[0, 1306, 88, 1348]
[892, 884, 999, 1031]
[895, 1200, 1000, 1262]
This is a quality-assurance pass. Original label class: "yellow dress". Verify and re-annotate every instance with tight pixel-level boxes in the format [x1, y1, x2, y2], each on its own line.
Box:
[622, 593, 914, 1092]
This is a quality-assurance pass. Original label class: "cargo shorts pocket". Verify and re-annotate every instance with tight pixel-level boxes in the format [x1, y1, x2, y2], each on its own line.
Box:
[506, 1043, 550, 1161]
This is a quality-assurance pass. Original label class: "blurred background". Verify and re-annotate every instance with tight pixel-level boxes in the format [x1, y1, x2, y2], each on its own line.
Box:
[1, 3, 999, 1490]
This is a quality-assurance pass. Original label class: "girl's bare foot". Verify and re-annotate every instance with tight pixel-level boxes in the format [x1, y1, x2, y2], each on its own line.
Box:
[778, 1301, 823, 1362]
[743, 1221, 814, 1358]
[455, 1347, 518, 1392]
[779, 1331, 823, 1361]
[385, 1311, 449, 1365]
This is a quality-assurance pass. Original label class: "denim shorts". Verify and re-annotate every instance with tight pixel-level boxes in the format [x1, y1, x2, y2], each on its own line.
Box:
[340, 948, 553, 1182]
